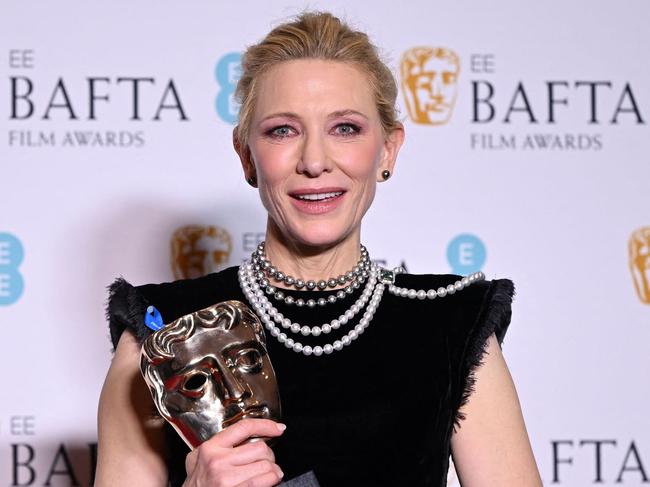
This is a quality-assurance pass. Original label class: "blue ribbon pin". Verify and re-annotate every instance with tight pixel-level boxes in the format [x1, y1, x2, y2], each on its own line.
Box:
[144, 305, 164, 331]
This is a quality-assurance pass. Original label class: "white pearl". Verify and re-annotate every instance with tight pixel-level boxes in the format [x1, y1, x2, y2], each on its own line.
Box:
[345, 310, 354, 320]
[303, 346, 313, 356]
[313, 346, 323, 356]
[400, 288, 408, 297]
[417, 290, 426, 300]
[311, 327, 322, 336]
[426, 289, 437, 299]
[408, 289, 417, 299]
[461, 277, 469, 286]
[286, 338, 294, 348]
[455, 281, 463, 291]
[278, 333, 287, 343]
[301, 326, 311, 336]
[342, 336, 351, 346]
[290, 323, 300, 333]
[331, 319, 340, 329]
[339, 315, 348, 325]
[437, 287, 447, 298]
[446, 284, 456, 294]
[349, 330, 358, 340]
[293, 342, 303, 353]
[282, 318, 291, 328]
[333, 340, 343, 351]
[271, 327, 280, 337]
[355, 324, 364, 333]
[324, 344, 334, 354]
[322, 324, 332, 334]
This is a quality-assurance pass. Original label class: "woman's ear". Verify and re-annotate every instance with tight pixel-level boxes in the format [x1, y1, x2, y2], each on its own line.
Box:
[377, 123, 405, 181]
[233, 127, 256, 186]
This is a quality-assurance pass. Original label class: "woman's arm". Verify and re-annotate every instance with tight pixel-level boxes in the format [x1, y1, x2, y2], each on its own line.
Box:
[95, 329, 168, 487]
[450, 333, 543, 487]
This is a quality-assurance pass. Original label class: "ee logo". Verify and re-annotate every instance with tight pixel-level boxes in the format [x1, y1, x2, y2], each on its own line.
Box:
[447, 234, 486, 275]
[215, 52, 242, 124]
[0, 232, 24, 306]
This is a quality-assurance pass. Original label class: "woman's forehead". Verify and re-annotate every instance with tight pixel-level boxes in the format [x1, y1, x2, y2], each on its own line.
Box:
[253, 59, 376, 118]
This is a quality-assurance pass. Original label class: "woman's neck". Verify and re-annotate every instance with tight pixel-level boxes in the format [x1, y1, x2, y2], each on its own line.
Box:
[262, 219, 362, 284]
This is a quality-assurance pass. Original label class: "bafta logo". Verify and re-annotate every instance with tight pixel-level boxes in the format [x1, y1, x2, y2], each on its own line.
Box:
[629, 227, 650, 304]
[401, 47, 460, 125]
[171, 225, 233, 279]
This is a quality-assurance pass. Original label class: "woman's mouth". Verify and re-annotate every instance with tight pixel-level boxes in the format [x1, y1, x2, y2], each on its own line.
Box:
[289, 189, 346, 214]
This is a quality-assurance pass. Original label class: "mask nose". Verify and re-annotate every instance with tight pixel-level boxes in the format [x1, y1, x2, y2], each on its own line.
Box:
[430, 74, 444, 99]
[218, 367, 249, 402]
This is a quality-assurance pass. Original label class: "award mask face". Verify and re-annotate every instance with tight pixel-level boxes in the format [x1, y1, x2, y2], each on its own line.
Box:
[629, 227, 650, 304]
[401, 47, 460, 125]
[140, 301, 281, 449]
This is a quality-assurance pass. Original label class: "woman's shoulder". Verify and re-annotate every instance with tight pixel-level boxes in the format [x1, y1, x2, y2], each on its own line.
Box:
[392, 270, 515, 344]
[105, 266, 241, 349]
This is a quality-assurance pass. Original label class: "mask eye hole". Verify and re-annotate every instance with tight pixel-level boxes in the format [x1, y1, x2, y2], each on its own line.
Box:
[235, 348, 263, 372]
[183, 372, 208, 392]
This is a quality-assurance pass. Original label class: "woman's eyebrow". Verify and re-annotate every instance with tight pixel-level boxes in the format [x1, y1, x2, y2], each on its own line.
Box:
[329, 109, 368, 120]
[259, 112, 301, 122]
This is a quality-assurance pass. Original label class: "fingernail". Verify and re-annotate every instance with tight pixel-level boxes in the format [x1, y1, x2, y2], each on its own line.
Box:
[276, 423, 287, 432]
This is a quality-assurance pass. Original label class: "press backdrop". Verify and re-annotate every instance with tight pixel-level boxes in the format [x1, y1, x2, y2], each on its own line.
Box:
[1, 1, 649, 486]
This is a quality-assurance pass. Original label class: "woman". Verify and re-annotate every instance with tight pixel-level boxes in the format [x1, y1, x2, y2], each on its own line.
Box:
[96, 11, 543, 487]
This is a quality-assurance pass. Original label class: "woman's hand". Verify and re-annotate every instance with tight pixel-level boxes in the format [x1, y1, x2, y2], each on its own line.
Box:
[183, 418, 286, 487]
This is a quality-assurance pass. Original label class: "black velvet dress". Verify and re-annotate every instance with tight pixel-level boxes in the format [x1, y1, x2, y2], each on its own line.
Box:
[107, 266, 514, 487]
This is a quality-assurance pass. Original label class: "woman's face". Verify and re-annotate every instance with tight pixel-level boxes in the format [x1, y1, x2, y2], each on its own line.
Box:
[238, 59, 403, 249]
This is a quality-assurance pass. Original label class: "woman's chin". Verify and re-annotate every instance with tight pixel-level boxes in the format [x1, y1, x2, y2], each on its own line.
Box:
[284, 224, 356, 250]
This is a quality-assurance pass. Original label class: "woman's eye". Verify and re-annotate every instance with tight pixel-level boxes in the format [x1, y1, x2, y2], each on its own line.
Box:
[334, 123, 360, 136]
[236, 349, 263, 372]
[269, 126, 294, 138]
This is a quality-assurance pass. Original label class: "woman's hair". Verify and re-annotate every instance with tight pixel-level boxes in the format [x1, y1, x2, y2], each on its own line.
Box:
[235, 11, 400, 146]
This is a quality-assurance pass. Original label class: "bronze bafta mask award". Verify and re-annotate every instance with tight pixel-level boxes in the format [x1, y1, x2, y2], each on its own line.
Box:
[139, 300, 282, 449]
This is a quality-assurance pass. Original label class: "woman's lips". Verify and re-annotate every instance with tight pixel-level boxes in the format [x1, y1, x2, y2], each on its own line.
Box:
[289, 189, 346, 215]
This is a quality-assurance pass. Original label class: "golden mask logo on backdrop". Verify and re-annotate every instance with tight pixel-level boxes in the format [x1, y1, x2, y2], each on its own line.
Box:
[629, 227, 650, 304]
[171, 225, 233, 279]
[400, 47, 460, 125]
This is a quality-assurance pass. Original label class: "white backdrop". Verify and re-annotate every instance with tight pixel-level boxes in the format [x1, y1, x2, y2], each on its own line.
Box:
[1, 1, 649, 485]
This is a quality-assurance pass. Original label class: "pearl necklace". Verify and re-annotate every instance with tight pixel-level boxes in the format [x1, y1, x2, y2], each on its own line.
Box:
[253, 242, 370, 290]
[238, 259, 486, 357]
[239, 261, 384, 356]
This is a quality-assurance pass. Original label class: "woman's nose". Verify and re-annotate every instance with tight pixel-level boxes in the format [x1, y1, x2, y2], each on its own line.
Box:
[296, 133, 333, 177]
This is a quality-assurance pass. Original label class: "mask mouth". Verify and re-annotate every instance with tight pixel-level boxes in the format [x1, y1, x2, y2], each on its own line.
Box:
[222, 404, 270, 428]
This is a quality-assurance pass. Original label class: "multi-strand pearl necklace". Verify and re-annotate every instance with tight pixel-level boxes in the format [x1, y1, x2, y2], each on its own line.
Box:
[251, 243, 371, 307]
[238, 245, 485, 357]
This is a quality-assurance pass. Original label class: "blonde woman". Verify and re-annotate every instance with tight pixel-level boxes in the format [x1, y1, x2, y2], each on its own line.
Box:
[97, 12, 542, 487]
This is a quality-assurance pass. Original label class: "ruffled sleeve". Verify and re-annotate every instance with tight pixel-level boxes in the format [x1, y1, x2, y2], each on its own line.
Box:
[105, 277, 152, 349]
[452, 278, 515, 429]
